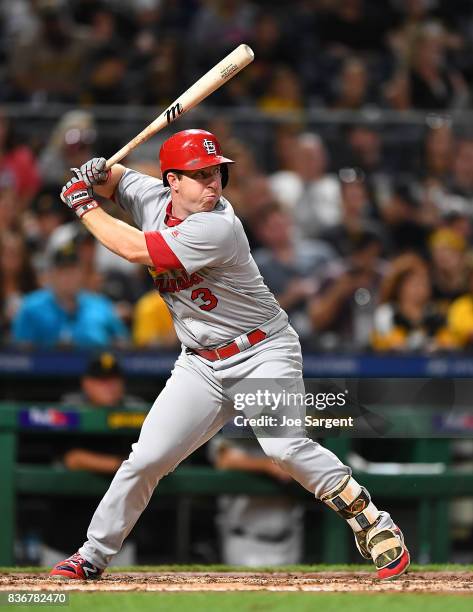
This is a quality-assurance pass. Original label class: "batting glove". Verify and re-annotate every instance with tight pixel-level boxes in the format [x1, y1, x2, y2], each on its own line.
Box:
[60, 168, 99, 219]
[80, 157, 110, 188]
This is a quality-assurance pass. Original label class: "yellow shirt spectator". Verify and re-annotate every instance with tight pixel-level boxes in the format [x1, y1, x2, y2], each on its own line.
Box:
[447, 294, 473, 347]
[132, 291, 177, 348]
[371, 253, 455, 352]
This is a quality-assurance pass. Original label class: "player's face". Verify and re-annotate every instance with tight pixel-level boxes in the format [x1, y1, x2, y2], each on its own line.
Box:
[169, 165, 222, 217]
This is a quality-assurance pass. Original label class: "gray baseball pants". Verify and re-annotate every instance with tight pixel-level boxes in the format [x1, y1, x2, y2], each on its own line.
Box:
[80, 326, 393, 567]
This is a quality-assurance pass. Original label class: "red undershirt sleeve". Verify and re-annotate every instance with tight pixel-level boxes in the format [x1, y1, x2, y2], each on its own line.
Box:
[145, 231, 184, 273]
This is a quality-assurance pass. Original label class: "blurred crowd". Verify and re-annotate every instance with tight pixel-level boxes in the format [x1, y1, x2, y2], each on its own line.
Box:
[2, 0, 473, 111]
[2, 0, 473, 352]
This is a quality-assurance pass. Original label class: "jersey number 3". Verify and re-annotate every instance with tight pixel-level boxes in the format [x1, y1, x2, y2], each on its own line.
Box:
[191, 288, 218, 311]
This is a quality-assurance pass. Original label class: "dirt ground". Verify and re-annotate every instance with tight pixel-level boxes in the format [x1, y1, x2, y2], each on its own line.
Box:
[1, 572, 473, 593]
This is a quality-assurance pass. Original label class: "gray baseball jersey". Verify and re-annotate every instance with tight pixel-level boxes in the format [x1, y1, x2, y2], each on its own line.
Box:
[115, 169, 285, 349]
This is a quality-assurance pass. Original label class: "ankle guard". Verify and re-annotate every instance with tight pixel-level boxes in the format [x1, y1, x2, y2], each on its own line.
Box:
[320, 475, 380, 532]
[358, 525, 408, 577]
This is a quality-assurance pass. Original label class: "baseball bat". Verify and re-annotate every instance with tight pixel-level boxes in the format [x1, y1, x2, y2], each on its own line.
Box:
[105, 44, 254, 168]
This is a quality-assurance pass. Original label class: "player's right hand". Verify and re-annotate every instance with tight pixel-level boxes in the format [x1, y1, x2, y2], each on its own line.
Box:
[60, 168, 99, 219]
[80, 157, 110, 188]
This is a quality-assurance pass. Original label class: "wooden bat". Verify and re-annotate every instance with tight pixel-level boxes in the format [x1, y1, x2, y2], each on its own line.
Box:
[105, 44, 254, 168]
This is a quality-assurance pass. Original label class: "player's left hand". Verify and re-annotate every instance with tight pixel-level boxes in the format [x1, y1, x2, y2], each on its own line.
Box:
[60, 168, 99, 219]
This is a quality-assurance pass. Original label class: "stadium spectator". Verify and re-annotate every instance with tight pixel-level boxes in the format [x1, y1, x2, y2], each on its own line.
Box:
[447, 261, 473, 349]
[26, 188, 68, 274]
[82, 4, 127, 50]
[422, 123, 454, 183]
[237, 174, 282, 249]
[0, 0, 39, 59]
[387, 0, 438, 62]
[188, 0, 255, 70]
[253, 203, 334, 342]
[329, 57, 371, 110]
[422, 138, 473, 221]
[371, 253, 452, 352]
[0, 170, 18, 232]
[257, 66, 305, 114]
[405, 23, 469, 110]
[269, 132, 342, 238]
[132, 291, 178, 348]
[12, 240, 128, 348]
[80, 46, 130, 106]
[41, 352, 145, 567]
[443, 210, 473, 244]
[248, 11, 296, 89]
[268, 123, 302, 175]
[382, 69, 411, 111]
[136, 36, 184, 107]
[224, 138, 263, 200]
[387, 1, 471, 84]
[320, 169, 385, 257]
[0, 111, 41, 207]
[61, 351, 146, 410]
[337, 123, 388, 179]
[308, 229, 385, 350]
[0, 230, 38, 342]
[378, 182, 430, 256]
[334, 123, 396, 210]
[38, 110, 97, 189]
[447, 139, 473, 201]
[429, 227, 468, 314]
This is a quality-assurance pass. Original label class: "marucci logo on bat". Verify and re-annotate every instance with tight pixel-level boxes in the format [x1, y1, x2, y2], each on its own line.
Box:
[165, 103, 183, 124]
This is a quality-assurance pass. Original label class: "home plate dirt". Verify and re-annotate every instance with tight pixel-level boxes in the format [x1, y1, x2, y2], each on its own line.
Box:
[1, 572, 473, 593]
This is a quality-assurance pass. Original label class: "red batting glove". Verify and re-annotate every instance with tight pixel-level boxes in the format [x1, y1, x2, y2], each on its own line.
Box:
[60, 168, 99, 219]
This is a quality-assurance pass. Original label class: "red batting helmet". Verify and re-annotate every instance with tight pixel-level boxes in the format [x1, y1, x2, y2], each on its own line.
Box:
[159, 129, 234, 188]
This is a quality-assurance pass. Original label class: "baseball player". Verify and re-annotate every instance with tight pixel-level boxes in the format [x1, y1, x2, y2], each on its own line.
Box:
[50, 129, 410, 580]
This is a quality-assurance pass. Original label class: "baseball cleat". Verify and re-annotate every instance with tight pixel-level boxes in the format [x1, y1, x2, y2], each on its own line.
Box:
[50, 552, 103, 580]
[355, 524, 410, 580]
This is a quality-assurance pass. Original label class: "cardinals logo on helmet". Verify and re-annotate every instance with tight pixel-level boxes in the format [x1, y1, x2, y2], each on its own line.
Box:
[202, 139, 217, 155]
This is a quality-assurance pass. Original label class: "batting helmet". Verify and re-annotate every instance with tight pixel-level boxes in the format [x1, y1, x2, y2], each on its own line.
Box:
[159, 129, 234, 188]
